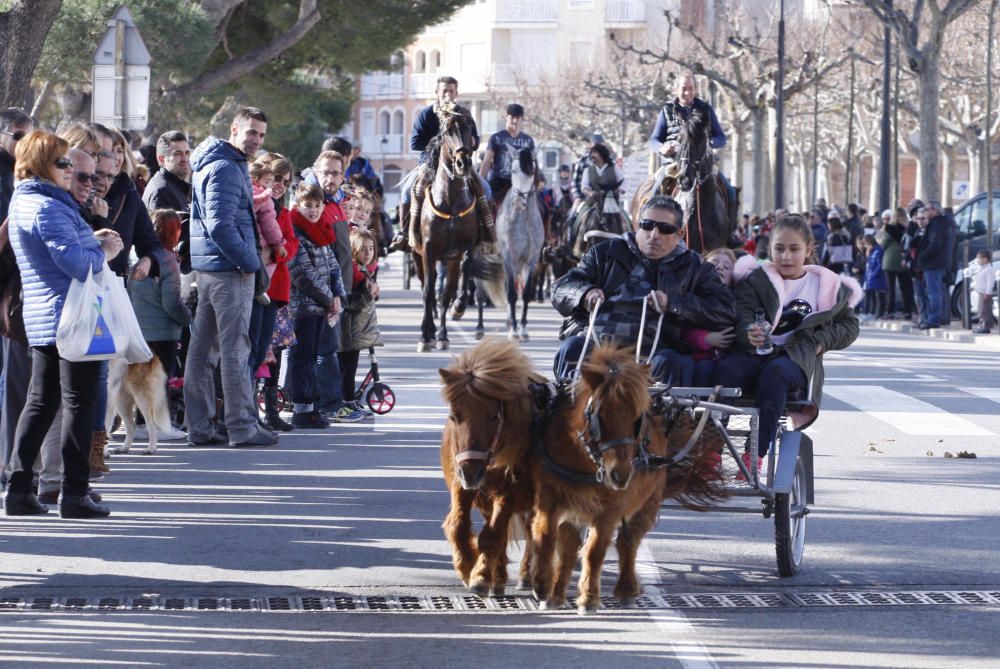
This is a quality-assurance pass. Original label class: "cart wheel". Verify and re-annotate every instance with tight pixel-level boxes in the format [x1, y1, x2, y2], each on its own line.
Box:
[775, 455, 807, 577]
[255, 383, 266, 413]
[366, 382, 396, 414]
[402, 252, 412, 290]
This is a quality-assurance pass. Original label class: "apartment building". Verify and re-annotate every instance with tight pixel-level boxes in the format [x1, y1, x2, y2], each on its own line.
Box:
[349, 0, 709, 209]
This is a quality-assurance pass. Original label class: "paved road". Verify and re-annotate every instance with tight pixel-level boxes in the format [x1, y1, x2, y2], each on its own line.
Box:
[1, 258, 998, 668]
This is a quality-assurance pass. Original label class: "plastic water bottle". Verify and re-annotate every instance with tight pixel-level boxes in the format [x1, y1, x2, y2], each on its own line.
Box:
[752, 308, 774, 356]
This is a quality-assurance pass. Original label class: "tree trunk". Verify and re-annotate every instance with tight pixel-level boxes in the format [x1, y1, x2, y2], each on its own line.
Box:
[868, 153, 879, 214]
[917, 57, 941, 202]
[750, 106, 768, 214]
[941, 144, 954, 208]
[730, 125, 743, 188]
[0, 0, 63, 108]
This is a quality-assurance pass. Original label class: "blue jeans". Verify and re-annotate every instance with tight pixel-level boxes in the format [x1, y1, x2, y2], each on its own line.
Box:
[713, 350, 808, 456]
[922, 268, 946, 326]
[400, 169, 491, 205]
[554, 335, 693, 386]
[289, 315, 324, 409]
[315, 321, 343, 413]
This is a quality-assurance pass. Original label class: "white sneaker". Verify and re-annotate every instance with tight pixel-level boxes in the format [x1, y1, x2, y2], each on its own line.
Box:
[156, 425, 189, 441]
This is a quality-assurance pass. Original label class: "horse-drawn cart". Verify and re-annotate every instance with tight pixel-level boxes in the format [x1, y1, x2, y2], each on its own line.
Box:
[653, 385, 814, 577]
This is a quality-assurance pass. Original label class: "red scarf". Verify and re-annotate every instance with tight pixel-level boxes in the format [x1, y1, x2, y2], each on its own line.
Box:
[352, 260, 378, 287]
[291, 205, 336, 246]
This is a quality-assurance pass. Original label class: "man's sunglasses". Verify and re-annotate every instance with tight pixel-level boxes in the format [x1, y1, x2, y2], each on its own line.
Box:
[637, 218, 680, 235]
[75, 171, 99, 185]
[3, 130, 27, 141]
[54, 158, 73, 169]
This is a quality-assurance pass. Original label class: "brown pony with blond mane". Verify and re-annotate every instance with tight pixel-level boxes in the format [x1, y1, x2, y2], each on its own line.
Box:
[438, 339, 543, 596]
[528, 343, 724, 614]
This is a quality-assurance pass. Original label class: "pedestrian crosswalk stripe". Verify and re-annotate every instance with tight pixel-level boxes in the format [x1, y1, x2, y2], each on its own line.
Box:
[824, 385, 996, 436]
[963, 387, 1000, 406]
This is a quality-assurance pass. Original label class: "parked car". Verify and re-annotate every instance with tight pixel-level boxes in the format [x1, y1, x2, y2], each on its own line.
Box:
[948, 192, 1000, 318]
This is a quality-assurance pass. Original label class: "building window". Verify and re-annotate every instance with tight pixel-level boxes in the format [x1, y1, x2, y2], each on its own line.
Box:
[383, 165, 403, 191]
[544, 149, 559, 170]
[390, 50, 405, 71]
[379, 110, 391, 135]
[415, 50, 427, 73]
[431, 49, 442, 72]
[392, 109, 405, 135]
[361, 109, 375, 136]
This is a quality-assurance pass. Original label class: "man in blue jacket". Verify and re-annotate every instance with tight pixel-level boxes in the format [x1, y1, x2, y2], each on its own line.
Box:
[184, 107, 277, 448]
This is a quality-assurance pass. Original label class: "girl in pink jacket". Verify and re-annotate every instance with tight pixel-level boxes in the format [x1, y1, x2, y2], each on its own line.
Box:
[250, 158, 287, 277]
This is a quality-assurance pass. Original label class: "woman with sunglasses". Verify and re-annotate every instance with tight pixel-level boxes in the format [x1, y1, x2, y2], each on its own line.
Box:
[4, 130, 124, 518]
[551, 195, 734, 382]
[719, 214, 862, 476]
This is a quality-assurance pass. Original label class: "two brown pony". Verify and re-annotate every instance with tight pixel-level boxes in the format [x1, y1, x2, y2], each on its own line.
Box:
[438, 340, 724, 612]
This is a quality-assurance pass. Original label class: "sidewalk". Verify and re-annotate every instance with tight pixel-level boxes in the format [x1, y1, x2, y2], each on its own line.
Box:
[864, 316, 1000, 348]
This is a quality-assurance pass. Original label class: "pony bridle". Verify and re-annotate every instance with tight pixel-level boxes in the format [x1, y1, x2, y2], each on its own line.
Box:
[454, 405, 505, 466]
[578, 398, 647, 483]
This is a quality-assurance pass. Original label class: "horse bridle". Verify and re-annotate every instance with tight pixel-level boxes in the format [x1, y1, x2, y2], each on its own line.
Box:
[453, 404, 505, 465]
[578, 397, 648, 483]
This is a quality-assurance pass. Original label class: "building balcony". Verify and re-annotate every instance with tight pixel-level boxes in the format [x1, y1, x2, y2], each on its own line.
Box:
[494, 0, 557, 25]
[409, 72, 439, 98]
[362, 134, 405, 156]
[359, 72, 406, 99]
[605, 0, 645, 26]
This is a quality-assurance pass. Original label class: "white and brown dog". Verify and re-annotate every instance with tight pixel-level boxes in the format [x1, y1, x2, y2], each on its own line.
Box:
[105, 356, 173, 455]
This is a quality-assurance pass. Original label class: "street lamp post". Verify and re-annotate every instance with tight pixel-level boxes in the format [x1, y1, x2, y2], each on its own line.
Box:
[846, 49, 855, 205]
[878, 0, 892, 212]
[774, 0, 786, 210]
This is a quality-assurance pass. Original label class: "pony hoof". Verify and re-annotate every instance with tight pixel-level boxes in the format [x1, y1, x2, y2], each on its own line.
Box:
[577, 603, 600, 616]
[417, 341, 433, 353]
[618, 597, 638, 609]
[450, 304, 466, 320]
[518, 330, 530, 342]
[541, 597, 565, 610]
[469, 580, 491, 598]
[437, 339, 450, 351]
[475, 329, 485, 340]
[490, 585, 506, 598]
[143, 448, 156, 456]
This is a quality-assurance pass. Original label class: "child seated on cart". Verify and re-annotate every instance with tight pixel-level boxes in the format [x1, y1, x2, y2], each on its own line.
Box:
[715, 214, 862, 471]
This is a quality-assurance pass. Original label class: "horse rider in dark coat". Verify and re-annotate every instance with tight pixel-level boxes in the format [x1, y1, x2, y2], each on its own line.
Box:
[389, 75, 493, 252]
[550, 195, 734, 384]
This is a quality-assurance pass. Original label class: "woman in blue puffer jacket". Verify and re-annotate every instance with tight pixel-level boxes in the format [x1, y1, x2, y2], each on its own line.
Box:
[4, 130, 123, 519]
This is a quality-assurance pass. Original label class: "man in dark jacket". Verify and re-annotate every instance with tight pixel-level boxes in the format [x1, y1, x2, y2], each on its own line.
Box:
[143, 130, 193, 271]
[184, 107, 276, 449]
[550, 195, 735, 382]
[916, 201, 951, 329]
[0, 108, 32, 223]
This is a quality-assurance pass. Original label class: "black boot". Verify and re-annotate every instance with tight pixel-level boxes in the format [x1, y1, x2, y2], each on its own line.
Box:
[264, 386, 294, 432]
[4, 491, 49, 516]
[59, 494, 110, 519]
[389, 202, 411, 252]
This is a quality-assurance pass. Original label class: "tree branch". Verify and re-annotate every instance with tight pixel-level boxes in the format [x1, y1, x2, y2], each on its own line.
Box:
[162, 0, 320, 100]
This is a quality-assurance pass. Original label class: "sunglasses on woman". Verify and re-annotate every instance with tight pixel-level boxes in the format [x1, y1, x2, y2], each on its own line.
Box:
[637, 218, 680, 235]
[54, 158, 73, 169]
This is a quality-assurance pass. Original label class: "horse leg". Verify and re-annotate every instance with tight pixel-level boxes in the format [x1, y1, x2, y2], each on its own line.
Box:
[437, 258, 461, 350]
[614, 496, 661, 607]
[442, 484, 478, 586]
[418, 257, 437, 352]
[451, 253, 470, 321]
[474, 284, 486, 339]
[517, 510, 534, 591]
[576, 517, 617, 614]
[469, 496, 515, 597]
[519, 272, 532, 341]
[549, 521, 583, 610]
[506, 275, 518, 341]
[529, 499, 559, 606]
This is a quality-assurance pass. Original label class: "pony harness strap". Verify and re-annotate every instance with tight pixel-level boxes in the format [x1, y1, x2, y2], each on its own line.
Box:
[454, 405, 505, 464]
[426, 187, 477, 220]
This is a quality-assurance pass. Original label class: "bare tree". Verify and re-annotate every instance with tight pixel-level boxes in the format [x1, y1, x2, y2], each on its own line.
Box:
[0, 0, 63, 108]
[857, 0, 979, 201]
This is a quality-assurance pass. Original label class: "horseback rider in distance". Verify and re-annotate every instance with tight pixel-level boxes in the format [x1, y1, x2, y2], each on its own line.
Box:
[650, 73, 727, 163]
[478, 103, 535, 206]
[390, 76, 494, 253]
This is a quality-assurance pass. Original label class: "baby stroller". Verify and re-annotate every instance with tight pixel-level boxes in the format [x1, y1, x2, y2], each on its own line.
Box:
[354, 347, 395, 414]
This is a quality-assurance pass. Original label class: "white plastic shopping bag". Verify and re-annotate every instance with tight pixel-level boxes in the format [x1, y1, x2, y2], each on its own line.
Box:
[104, 270, 153, 363]
[56, 267, 126, 361]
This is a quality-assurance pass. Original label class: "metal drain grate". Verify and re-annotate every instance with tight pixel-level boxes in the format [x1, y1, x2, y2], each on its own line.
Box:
[0, 591, 996, 613]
